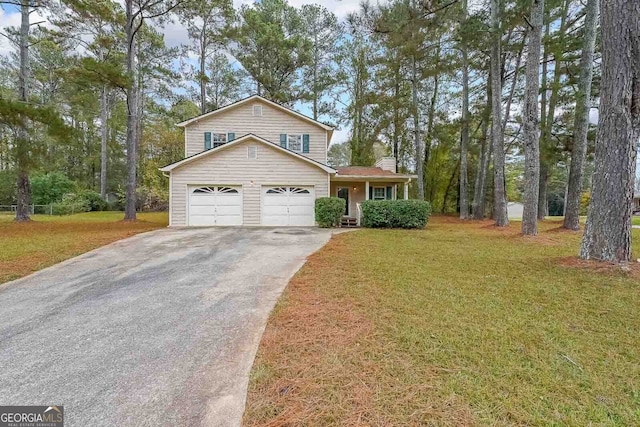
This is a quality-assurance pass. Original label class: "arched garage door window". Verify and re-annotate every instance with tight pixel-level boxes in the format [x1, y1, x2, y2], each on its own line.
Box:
[262, 186, 314, 226]
[189, 186, 242, 226]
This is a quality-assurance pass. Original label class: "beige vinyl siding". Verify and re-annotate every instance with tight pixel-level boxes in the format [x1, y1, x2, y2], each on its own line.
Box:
[330, 181, 401, 217]
[171, 139, 329, 226]
[184, 100, 328, 164]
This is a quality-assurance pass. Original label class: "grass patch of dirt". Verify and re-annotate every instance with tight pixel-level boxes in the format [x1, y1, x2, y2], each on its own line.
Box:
[0, 212, 167, 284]
[244, 216, 640, 426]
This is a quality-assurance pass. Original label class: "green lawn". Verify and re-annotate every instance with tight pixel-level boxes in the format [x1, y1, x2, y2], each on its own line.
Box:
[0, 211, 168, 284]
[244, 217, 640, 426]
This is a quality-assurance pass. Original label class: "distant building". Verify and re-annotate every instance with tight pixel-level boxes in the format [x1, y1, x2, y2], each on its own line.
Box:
[507, 202, 524, 219]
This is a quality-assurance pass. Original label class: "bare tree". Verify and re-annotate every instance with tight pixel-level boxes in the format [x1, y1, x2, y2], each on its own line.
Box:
[580, 0, 640, 262]
[490, 0, 508, 226]
[521, 0, 545, 235]
[563, 0, 599, 230]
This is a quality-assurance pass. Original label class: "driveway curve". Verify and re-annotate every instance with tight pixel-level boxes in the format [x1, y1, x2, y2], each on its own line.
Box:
[0, 227, 333, 426]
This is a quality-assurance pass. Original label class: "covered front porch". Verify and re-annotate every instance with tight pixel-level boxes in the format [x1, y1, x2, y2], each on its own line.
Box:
[330, 175, 415, 227]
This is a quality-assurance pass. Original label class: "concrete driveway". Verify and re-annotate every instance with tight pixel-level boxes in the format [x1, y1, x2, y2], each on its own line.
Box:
[0, 227, 333, 426]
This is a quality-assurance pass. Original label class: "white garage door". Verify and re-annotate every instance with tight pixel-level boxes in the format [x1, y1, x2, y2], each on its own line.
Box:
[188, 186, 242, 226]
[262, 186, 315, 226]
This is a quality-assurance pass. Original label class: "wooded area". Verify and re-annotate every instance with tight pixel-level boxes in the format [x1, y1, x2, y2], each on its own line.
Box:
[0, 0, 638, 262]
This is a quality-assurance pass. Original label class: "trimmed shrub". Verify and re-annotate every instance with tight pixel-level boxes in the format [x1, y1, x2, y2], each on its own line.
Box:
[315, 197, 345, 228]
[361, 200, 431, 229]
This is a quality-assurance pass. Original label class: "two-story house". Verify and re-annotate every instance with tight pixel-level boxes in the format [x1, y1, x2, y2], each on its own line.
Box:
[160, 95, 417, 226]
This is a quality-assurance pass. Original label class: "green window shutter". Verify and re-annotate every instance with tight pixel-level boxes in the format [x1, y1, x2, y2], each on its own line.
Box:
[302, 134, 310, 153]
[280, 134, 287, 148]
[204, 132, 212, 150]
[227, 132, 235, 141]
[369, 186, 373, 200]
[386, 186, 392, 200]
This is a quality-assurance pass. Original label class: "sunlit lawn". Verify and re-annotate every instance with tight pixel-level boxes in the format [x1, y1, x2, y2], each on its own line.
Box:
[244, 217, 640, 426]
[0, 211, 168, 284]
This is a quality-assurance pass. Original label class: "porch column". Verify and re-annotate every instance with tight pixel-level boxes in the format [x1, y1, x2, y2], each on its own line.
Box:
[404, 181, 409, 199]
[365, 181, 370, 200]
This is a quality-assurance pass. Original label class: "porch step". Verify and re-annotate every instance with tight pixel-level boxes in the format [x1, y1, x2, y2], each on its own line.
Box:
[341, 217, 359, 228]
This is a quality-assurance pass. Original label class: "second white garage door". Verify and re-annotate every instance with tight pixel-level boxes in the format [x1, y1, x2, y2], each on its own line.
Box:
[262, 186, 315, 226]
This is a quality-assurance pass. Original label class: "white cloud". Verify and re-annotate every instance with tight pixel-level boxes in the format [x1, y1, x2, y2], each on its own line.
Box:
[331, 127, 350, 145]
[162, 16, 190, 49]
[0, 8, 23, 56]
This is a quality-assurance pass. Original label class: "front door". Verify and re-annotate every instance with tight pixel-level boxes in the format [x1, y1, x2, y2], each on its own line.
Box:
[337, 187, 349, 216]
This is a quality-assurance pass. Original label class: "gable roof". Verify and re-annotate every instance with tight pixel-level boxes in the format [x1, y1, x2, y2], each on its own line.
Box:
[176, 95, 335, 134]
[159, 133, 336, 173]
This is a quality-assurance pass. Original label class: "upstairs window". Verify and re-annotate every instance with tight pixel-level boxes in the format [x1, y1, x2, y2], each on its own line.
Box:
[253, 105, 263, 116]
[247, 146, 257, 159]
[212, 133, 227, 148]
[288, 134, 302, 152]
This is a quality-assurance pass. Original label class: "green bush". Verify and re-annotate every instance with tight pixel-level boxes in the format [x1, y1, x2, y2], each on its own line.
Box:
[77, 189, 108, 211]
[31, 172, 76, 205]
[361, 200, 431, 229]
[52, 193, 91, 215]
[315, 197, 345, 228]
[0, 169, 16, 205]
[51, 190, 106, 215]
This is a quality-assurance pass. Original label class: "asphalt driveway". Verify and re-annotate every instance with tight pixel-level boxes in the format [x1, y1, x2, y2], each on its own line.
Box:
[0, 227, 333, 426]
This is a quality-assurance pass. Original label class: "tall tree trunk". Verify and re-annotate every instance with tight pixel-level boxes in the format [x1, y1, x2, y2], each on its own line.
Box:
[200, 31, 207, 115]
[393, 72, 401, 171]
[412, 54, 424, 200]
[424, 68, 440, 202]
[522, 0, 545, 235]
[100, 85, 109, 200]
[459, 0, 470, 219]
[443, 162, 459, 213]
[124, 0, 138, 221]
[539, 0, 569, 219]
[563, 0, 599, 230]
[490, 0, 508, 226]
[580, 0, 640, 262]
[472, 81, 492, 219]
[15, 0, 31, 222]
[538, 166, 549, 218]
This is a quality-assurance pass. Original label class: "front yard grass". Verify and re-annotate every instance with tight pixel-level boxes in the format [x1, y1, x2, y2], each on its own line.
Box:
[244, 217, 640, 426]
[0, 211, 168, 284]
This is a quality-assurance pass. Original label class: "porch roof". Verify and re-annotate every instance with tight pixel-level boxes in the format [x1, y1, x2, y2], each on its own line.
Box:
[332, 166, 417, 182]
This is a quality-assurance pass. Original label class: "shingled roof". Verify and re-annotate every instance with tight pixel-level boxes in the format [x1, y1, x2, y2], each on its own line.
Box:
[335, 167, 398, 177]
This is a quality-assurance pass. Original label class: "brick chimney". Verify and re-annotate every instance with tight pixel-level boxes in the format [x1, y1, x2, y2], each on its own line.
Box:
[375, 157, 396, 173]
